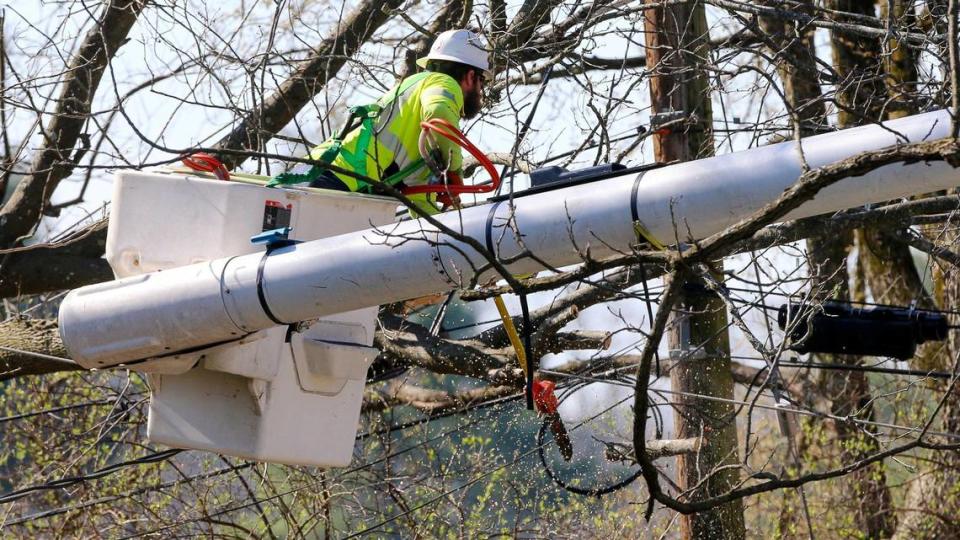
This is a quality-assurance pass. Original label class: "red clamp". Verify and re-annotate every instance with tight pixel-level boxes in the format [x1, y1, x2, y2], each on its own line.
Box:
[533, 379, 573, 461]
[181, 152, 230, 181]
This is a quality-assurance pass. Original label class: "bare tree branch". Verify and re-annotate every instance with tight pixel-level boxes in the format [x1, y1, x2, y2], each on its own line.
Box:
[211, 0, 404, 168]
[0, 0, 146, 248]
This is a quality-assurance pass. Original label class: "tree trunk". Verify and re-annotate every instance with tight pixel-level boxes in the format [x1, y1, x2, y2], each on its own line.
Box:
[892, 2, 960, 527]
[643, 2, 745, 537]
[0, 221, 111, 298]
[757, 0, 828, 138]
[757, 5, 826, 534]
[0, 317, 79, 381]
[891, 258, 960, 539]
[882, 0, 922, 120]
[824, 1, 896, 536]
[0, 0, 146, 249]
[856, 0, 931, 324]
[761, 1, 898, 534]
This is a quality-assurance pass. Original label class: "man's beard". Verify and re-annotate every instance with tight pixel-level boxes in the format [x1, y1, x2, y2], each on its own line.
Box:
[463, 87, 482, 119]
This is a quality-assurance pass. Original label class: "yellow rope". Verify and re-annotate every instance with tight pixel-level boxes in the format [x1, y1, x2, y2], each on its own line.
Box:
[633, 220, 666, 251]
[493, 295, 528, 376]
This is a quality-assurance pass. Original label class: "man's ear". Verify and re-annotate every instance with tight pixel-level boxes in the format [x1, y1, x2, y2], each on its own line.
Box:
[465, 69, 479, 89]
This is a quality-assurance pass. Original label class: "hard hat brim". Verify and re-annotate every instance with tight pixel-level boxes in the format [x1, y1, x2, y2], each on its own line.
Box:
[417, 54, 493, 80]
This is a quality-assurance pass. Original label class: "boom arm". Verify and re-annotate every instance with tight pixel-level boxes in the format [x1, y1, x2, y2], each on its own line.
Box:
[60, 109, 960, 368]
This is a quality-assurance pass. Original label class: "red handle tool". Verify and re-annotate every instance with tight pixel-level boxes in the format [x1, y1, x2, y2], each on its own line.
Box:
[533, 379, 573, 461]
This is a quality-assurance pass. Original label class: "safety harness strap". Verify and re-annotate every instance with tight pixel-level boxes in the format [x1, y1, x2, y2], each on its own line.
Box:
[269, 72, 432, 189]
[358, 158, 427, 194]
[338, 104, 380, 180]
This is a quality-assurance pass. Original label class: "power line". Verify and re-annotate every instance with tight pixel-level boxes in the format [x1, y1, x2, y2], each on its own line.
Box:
[0, 344, 76, 366]
[0, 449, 183, 505]
[0, 398, 116, 424]
[421, 283, 665, 335]
[732, 356, 957, 380]
[650, 386, 960, 443]
[542, 368, 960, 443]
[356, 391, 524, 439]
[115, 397, 521, 539]
[4, 461, 252, 526]
[6, 388, 526, 527]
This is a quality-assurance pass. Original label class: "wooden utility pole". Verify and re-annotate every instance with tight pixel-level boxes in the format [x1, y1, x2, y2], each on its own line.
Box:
[642, 2, 745, 538]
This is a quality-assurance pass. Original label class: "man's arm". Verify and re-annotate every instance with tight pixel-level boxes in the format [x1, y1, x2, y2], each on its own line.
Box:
[419, 77, 465, 175]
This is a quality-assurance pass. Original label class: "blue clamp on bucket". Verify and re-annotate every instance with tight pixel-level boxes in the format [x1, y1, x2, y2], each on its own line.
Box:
[251, 227, 297, 250]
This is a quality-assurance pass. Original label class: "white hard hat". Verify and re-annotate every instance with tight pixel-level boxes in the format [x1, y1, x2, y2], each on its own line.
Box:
[417, 29, 491, 77]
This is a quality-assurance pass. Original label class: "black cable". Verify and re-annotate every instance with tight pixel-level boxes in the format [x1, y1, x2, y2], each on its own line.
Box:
[495, 63, 554, 197]
[365, 365, 409, 384]
[638, 263, 660, 377]
[536, 418, 642, 497]
[438, 316, 503, 333]
[0, 398, 116, 424]
[428, 291, 456, 335]
[769, 359, 955, 380]
[725, 287, 960, 319]
[519, 292, 535, 410]
[729, 297, 781, 312]
[0, 449, 184, 505]
[535, 384, 642, 497]
[5, 461, 252, 526]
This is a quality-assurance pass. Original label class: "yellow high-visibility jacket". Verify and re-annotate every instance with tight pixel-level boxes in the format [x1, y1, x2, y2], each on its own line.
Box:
[310, 72, 465, 212]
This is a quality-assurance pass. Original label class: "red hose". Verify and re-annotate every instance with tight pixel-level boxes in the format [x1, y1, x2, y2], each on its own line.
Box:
[401, 118, 500, 196]
[181, 152, 230, 181]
